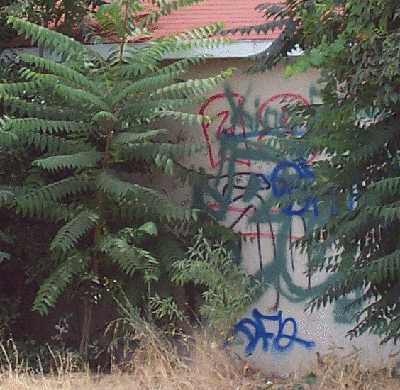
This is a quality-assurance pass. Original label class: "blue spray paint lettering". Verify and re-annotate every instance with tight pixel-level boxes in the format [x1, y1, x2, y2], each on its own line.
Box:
[195, 87, 362, 322]
[234, 309, 315, 356]
[269, 159, 319, 217]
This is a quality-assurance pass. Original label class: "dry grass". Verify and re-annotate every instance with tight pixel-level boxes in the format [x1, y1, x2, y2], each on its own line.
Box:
[0, 335, 399, 390]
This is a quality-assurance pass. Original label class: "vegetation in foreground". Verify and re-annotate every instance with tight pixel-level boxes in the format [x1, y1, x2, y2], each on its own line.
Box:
[227, 0, 400, 343]
[0, 332, 399, 390]
[2, 1, 400, 386]
[0, 0, 243, 360]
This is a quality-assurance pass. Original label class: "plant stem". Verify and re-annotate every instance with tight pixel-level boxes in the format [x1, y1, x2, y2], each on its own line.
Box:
[79, 127, 114, 358]
[119, 1, 130, 64]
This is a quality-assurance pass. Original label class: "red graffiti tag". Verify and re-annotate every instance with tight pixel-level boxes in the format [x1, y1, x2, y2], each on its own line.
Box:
[199, 92, 311, 169]
[199, 91, 312, 239]
[199, 92, 250, 169]
[257, 93, 310, 139]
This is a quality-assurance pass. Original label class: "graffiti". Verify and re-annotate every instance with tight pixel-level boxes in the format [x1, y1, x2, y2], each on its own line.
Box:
[206, 158, 319, 236]
[200, 92, 249, 169]
[194, 86, 360, 320]
[257, 93, 310, 138]
[199, 91, 314, 170]
[270, 159, 318, 217]
[234, 309, 315, 356]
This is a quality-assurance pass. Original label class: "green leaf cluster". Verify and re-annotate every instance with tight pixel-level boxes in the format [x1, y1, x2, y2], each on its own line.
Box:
[173, 230, 260, 334]
[0, 6, 232, 327]
[257, 0, 400, 343]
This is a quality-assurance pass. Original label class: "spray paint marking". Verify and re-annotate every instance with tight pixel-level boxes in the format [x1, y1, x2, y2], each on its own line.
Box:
[200, 91, 312, 170]
[195, 87, 358, 322]
[199, 92, 250, 169]
[257, 93, 310, 139]
[270, 159, 318, 217]
[205, 158, 318, 237]
[234, 309, 315, 355]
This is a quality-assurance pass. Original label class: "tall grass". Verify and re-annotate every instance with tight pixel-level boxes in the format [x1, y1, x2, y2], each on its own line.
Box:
[0, 333, 399, 390]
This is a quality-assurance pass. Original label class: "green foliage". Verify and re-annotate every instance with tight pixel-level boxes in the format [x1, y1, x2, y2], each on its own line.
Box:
[0, 1, 17, 48]
[173, 230, 260, 334]
[100, 229, 159, 282]
[223, 2, 301, 71]
[0, 2, 232, 353]
[33, 253, 88, 315]
[256, 0, 400, 343]
[105, 287, 173, 364]
[105, 228, 254, 343]
[5, 0, 103, 36]
[149, 294, 187, 336]
[50, 210, 100, 253]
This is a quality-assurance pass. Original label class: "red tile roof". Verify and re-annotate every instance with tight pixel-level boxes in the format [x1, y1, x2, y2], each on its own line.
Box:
[153, 0, 280, 41]
[4, 1, 280, 48]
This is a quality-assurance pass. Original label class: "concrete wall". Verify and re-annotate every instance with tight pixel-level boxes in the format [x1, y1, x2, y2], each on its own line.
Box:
[177, 59, 396, 375]
[1, 44, 396, 373]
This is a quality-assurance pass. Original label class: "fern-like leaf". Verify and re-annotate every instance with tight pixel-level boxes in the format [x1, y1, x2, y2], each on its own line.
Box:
[16, 176, 92, 212]
[153, 110, 206, 125]
[19, 53, 98, 93]
[7, 16, 92, 58]
[50, 210, 100, 253]
[100, 236, 159, 281]
[33, 151, 102, 172]
[33, 253, 88, 315]
[3, 118, 89, 135]
[2, 96, 82, 121]
[112, 129, 168, 145]
[15, 197, 71, 221]
[151, 69, 234, 99]
[97, 171, 197, 222]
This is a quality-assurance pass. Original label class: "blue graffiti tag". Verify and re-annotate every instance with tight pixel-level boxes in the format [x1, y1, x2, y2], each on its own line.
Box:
[195, 89, 362, 322]
[234, 309, 315, 356]
[269, 159, 319, 217]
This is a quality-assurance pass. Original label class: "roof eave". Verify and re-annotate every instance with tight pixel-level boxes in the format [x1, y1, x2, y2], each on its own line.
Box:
[1, 40, 303, 60]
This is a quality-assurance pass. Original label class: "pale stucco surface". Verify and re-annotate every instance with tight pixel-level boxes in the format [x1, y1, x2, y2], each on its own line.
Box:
[172, 59, 397, 375]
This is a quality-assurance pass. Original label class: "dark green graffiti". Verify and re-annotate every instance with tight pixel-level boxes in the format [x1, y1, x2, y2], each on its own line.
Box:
[195, 87, 361, 323]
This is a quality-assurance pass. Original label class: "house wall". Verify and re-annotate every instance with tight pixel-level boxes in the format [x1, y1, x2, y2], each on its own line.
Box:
[176, 58, 396, 375]
[1, 45, 395, 374]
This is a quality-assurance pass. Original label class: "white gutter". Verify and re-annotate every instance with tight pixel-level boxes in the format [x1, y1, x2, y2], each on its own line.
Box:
[1, 40, 303, 60]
